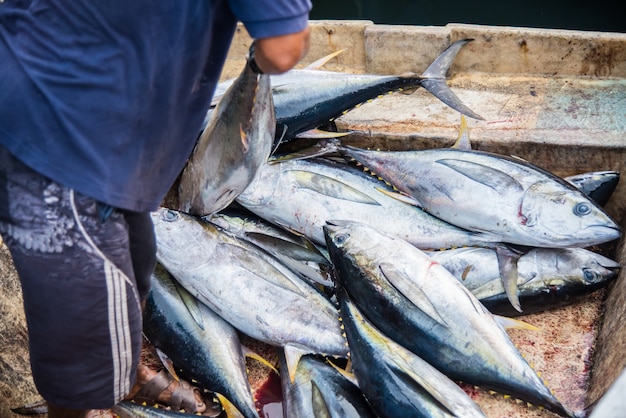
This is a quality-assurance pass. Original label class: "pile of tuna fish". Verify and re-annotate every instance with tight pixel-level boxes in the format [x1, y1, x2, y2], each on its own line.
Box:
[114, 40, 622, 418]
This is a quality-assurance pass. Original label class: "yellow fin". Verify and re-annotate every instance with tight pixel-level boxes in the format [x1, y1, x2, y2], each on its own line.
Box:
[494, 315, 542, 332]
[452, 115, 472, 150]
[304, 49, 347, 70]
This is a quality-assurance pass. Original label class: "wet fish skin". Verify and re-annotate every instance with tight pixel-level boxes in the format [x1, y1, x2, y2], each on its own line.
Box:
[208, 39, 481, 145]
[430, 247, 620, 316]
[337, 286, 487, 418]
[207, 208, 334, 287]
[338, 145, 621, 248]
[178, 60, 275, 217]
[150, 208, 348, 360]
[324, 220, 576, 417]
[279, 352, 376, 418]
[235, 157, 501, 250]
[143, 264, 258, 418]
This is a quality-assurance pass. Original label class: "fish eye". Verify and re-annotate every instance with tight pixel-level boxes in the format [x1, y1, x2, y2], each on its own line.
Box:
[334, 233, 350, 246]
[162, 209, 179, 222]
[582, 268, 599, 283]
[574, 202, 592, 216]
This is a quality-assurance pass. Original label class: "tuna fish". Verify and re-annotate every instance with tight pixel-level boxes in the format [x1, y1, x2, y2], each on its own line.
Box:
[235, 157, 502, 250]
[208, 208, 334, 287]
[324, 220, 576, 417]
[143, 263, 258, 418]
[429, 247, 620, 316]
[178, 56, 275, 217]
[279, 352, 376, 418]
[337, 286, 487, 418]
[150, 208, 348, 380]
[209, 39, 482, 145]
[334, 144, 621, 248]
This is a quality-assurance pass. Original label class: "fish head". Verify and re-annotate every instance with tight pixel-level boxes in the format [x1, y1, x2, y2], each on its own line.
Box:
[527, 248, 621, 286]
[323, 220, 379, 256]
[518, 180, 621, 247]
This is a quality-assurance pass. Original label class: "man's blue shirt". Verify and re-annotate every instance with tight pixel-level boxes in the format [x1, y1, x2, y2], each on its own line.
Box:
[0, 0, 311, 211]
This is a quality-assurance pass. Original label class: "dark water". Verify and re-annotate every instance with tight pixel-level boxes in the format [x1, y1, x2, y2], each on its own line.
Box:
[310, 0, 626, 33]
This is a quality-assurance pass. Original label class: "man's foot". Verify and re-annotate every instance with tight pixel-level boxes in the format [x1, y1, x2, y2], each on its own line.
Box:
[127, 364, 218, 415]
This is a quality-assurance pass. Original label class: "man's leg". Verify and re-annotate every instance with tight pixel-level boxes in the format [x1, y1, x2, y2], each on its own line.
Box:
[0, 147, 142, 412]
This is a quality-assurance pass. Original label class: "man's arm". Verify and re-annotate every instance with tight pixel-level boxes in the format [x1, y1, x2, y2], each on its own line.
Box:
[253, 25, 311, 74]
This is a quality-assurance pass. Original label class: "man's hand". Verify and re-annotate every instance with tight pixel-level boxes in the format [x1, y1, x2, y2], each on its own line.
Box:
[253, 26, 310, 74]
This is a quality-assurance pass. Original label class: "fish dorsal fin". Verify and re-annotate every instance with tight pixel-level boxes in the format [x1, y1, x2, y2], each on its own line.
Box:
[379, 262, 448, 328]
[452, 115, 472, 150]
[291, 170, 381, 205]
[436, 158, 524, 194]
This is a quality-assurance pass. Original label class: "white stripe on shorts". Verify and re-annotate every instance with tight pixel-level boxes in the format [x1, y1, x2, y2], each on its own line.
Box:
[69, 189, 138, 402]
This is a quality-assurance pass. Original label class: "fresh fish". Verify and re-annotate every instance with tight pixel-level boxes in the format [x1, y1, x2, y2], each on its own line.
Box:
[178, 57, 275, 217]
[235, 157, 502, 250]
[429, 247, 620, 316]
[565, 171, 620, 207]
[211, 39, 482, 145]
[150, 208, 348, 380]
[337, 286, 487, 418]
[324, 220, 575, 417]
[334, 144, 621, 248]
[279, 352, 376, 418]
[208, 208, 334, 287]
[143, 263, 258, 418]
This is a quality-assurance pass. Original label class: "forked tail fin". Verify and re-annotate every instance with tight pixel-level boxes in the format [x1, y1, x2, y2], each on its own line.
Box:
[420, 39, 484, 120]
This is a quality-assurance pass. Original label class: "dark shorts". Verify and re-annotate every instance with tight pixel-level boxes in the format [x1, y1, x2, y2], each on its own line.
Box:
[0, 146, 156, 409]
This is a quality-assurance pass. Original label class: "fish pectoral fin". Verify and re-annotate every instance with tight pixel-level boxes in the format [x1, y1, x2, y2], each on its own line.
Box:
[291, 170, 381, 205]
[387, 363, 455, 416]
[295, 128, 352, 139]
[311, 381, 332, 416]
[493, 315, 542, 332]
[436, 158, 524, 194]
[283, 344, 311, 383]
[495, 245, 523, 313]
[379, 262, 448, 328]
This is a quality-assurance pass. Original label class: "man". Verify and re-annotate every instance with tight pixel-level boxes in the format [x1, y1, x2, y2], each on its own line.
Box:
[0, 1, 311, 417]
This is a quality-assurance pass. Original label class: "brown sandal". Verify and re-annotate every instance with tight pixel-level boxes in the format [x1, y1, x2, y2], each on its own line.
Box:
[131, 369, 207, 413]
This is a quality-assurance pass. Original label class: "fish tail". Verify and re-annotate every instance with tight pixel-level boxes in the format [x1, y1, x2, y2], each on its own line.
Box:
[420, 39, 484, 120]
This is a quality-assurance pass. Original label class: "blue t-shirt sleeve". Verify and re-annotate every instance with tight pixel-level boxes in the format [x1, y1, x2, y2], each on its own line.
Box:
[228, 0, 312, 38]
